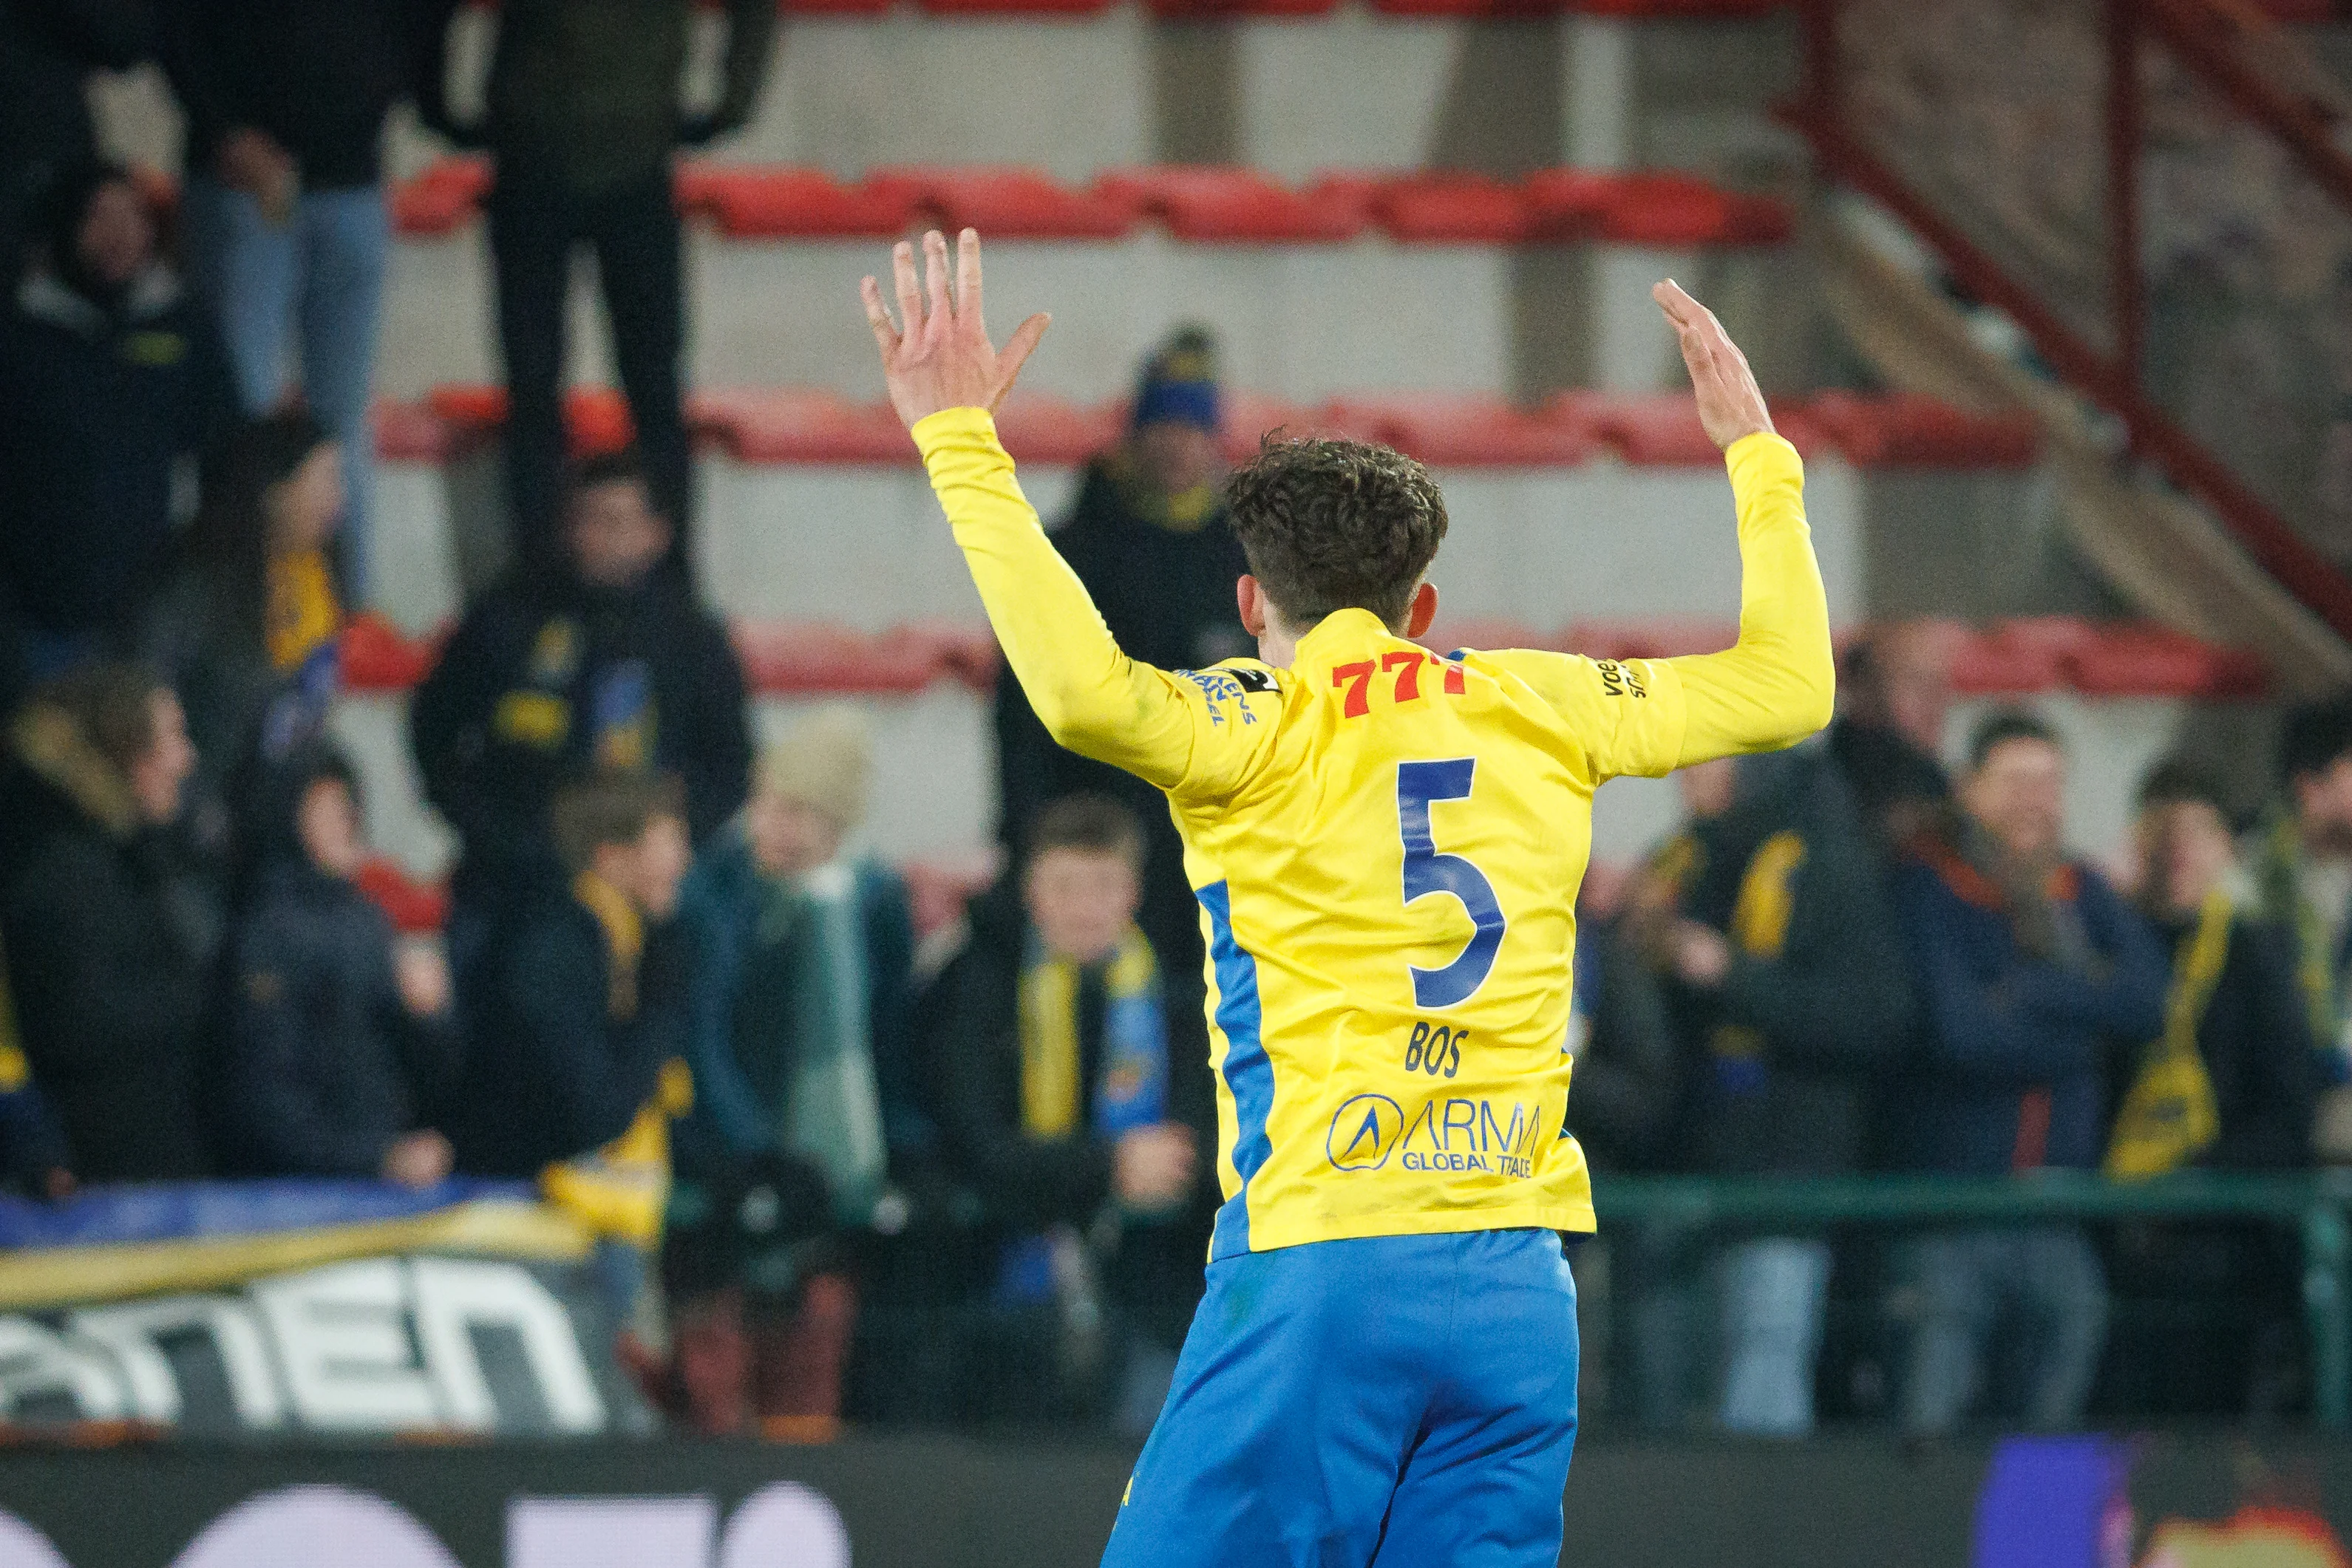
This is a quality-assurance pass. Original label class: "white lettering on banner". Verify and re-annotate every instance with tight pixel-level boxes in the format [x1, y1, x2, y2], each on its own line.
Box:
[0, 1319, 124, 1420]
[409, 1258, 606, 1433]
[68, 1297, 285, 1428]
[171, 1487, 462, 1568]
[509, 1496, 718, 1568]
[0, 1257, 613, 1434]
[0, 1511, 71, 1568]
[721, 1484, 852, 1568]
[253, 1259, 442, 1430]
[5, 1486, 857, 1568]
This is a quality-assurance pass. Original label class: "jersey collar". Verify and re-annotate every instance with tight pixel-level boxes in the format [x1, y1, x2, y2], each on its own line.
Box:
[1294, 608, 1396, 671]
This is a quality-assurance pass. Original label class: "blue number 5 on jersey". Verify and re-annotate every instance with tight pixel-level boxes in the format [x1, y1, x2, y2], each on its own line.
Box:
[1396, 759, 1506, 1009]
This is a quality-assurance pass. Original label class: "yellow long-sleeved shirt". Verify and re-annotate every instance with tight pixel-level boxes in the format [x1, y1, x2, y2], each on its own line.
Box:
[917, 407, 1832, 1254]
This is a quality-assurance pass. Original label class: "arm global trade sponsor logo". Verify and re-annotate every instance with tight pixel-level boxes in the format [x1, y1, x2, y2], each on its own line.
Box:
[1325, 1092, 1540, 1178]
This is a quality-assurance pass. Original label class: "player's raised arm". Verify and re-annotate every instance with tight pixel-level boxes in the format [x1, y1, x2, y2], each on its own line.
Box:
[862, 231, 1243, 793]
[1650, 280, 1835, 766]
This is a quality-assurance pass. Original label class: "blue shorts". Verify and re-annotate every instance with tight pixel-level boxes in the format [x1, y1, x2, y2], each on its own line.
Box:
[1100, 1227, 1580, 1568]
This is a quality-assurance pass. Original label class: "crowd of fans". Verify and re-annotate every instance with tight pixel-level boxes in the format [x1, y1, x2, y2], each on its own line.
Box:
[0, 0, 2348, 1445]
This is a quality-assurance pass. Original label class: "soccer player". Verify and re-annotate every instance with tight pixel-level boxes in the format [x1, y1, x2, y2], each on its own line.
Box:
[861, 230, 1832, 1568]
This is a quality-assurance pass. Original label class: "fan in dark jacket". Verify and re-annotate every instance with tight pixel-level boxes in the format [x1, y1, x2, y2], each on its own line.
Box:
[0, 164, 237, 676]
[0, 0, 154, 287]
[993, 328, 1249, 989]
[452, 768, 693, 1180]
[1650, 713, 1926, 1436]
[0, 663, 217, 1182]
[922, 797, 1197, 1428]
[142, 412, 347, 873]
[220, 746, 459, 1184]
[2104, 760, 2319, 1417]
[414, 0, 775, 572]
[409, 449, 750, 938]
[1892, 710, 2168, 1436]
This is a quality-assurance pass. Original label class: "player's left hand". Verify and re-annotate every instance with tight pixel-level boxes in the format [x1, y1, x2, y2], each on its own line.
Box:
[862, 228, 1051, 431]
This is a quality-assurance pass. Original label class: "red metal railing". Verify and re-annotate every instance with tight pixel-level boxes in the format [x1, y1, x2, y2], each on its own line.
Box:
[1791, 0, 2352, 645]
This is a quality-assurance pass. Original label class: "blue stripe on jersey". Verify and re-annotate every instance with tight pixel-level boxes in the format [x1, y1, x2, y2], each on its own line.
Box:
[1199, 880, 1274, 1261]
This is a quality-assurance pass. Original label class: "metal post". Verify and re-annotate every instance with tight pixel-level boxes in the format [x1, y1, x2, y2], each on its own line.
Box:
[2303, 1200, 2351, 1431]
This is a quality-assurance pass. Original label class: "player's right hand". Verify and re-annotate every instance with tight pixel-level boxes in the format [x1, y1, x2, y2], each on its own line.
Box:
[1653, 279, 1775, 451]
[862, 228, 1051, 431]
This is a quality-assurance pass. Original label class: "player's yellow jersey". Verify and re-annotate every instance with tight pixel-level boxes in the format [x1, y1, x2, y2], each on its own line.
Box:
[915, 407, 1832, 1258]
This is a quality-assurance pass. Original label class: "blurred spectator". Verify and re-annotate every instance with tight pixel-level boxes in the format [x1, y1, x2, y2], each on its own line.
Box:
[1603, 754, 1737, 1432]
[1892, 710, 2166, 1435]
[452, 768, 693, 1182]
[677, 706, 911, 1213]
[1656, 645, 1927, 1437]
[415, 0, 777, 574]
[163, 0, 424, 595]
[996, 327, 1247, 986]
[0, 163, 235, 677]
[409, 449, 750, 947]
[0, 944, 72, 1199]
[0, 0, 154, 287]
[924, 796, 1198, 1428]
[217, 743, 460, 1185]
[0, 663, 217, 1182]
[1561, 915, 1680, 1175]
[142, 410, 344, 867]
[2251, 694, 2352, 1158]
[2105, 760, 2317, 1418]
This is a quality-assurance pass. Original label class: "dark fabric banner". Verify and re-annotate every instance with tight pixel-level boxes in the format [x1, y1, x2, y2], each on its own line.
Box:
[0, 1179, 646, 1437]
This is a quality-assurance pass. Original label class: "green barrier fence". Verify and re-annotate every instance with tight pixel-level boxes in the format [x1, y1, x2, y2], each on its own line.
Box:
[1592, 1170, 2352, 1428]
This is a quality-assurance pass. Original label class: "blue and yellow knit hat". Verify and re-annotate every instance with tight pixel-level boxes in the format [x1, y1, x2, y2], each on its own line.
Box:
[1131, 325, 1222, 434]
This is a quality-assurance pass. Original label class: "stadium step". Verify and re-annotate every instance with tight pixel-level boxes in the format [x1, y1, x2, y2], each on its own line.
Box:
[384, 157, 1794, 248]
[375, 386, 2042, 471]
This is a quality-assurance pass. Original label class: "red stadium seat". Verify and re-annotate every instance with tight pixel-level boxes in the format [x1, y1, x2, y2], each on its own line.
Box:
[1519, 168, 1619, 242]
[1147, 0, 1339, 18]
[1094, 167, 1371, 243]
[1368, 174, 1537, 245]
[425, 383, 509, 436]
[1949, 624, 2070, 695]
[898, 621, 1004, 692]
[695, 389, 911, 464]
[389, 157, 492, 236]
[353, 859, 451, 935]
[1807, 391, 2041, 469]
[373, 400, 459, 463]
[991, 395, 1123, 464]
[1563, 392, 1825, 466]
[565, 388, 636, 456]
[1370, 0, 1562, 19]
[682, 166, 917, 238]
[865, 166, 1135, 240]
[733, 623, 942, 694]
[1597, 172, 1792, 247]
[1566, 0, 1778, 13]
[2067, 626, 2269, 698]
[921, 0, 1112, 16]
[1328, 395, 1600, 467]
[340, 613, 441, 692]
[1217, 394, 1385, 463]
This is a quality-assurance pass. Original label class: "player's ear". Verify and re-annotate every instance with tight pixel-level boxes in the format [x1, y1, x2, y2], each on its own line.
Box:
[1237, 575, 1269, 639]
[1403, 581, 1438, 639]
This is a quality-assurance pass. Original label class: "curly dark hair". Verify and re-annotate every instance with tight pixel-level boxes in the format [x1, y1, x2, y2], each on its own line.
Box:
[1223, 436, 1449, 628]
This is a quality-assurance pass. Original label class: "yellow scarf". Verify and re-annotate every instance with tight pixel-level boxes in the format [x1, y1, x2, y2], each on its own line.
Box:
[0, 936, 28, 1094]
[1019, 927, 1158, 1139]
[2106, 890, 2232, 1179]
[539, 873, 694, 1245]
[265, 550, 341, 674]
[1709, 831, 1807, 1066]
